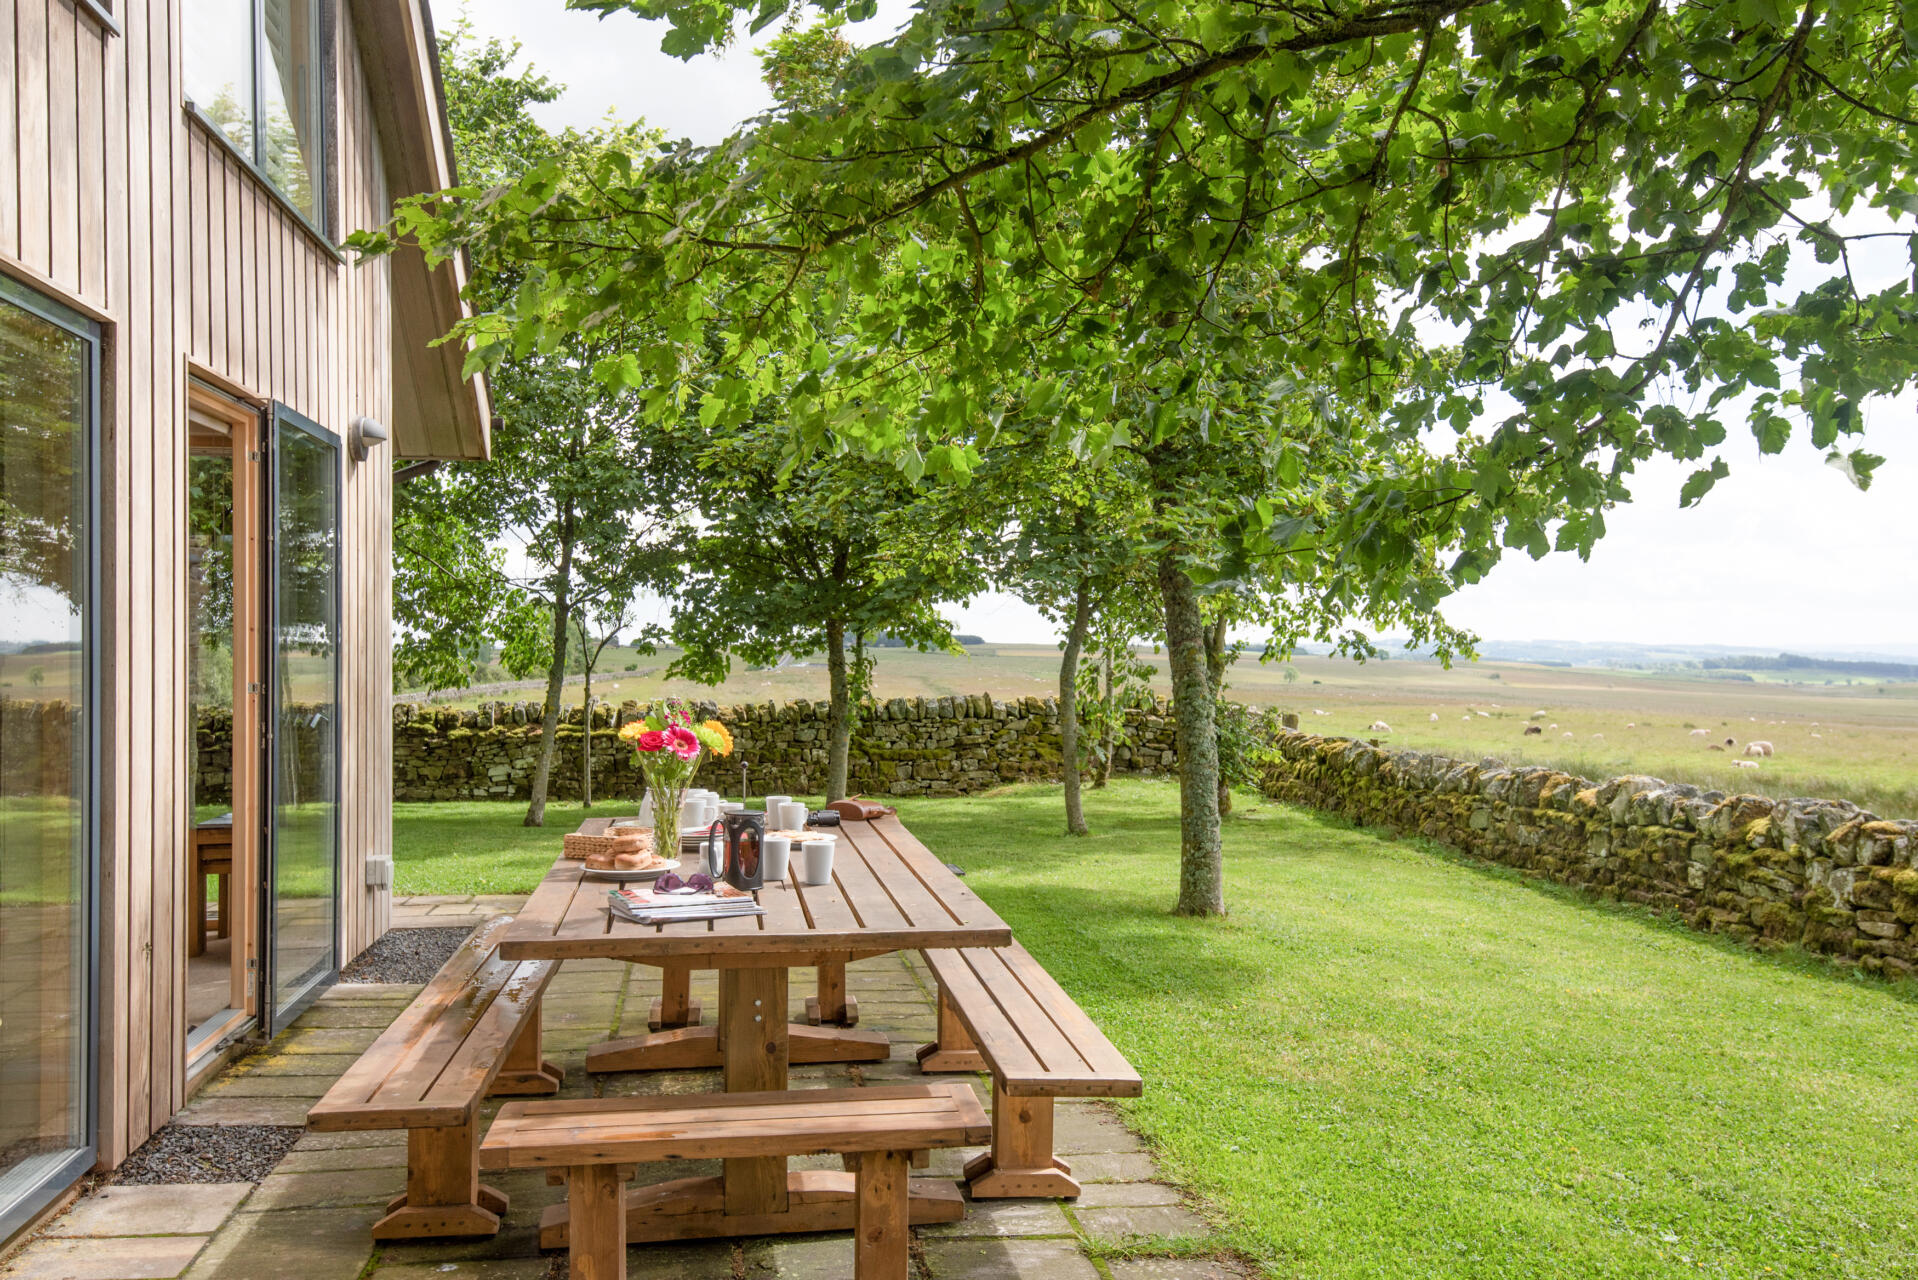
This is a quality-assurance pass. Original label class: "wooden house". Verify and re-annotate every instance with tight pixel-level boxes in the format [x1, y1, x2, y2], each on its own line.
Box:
[0, 0, 487, 1239]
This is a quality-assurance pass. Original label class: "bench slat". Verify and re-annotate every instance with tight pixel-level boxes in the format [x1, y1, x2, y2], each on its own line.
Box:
[923, 943, 1141, 1099]
[308, 916, 560, 1131]
[480, 1083, 989, 1169]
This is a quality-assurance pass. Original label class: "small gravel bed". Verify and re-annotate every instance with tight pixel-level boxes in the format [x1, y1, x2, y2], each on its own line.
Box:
[113, 1124, 303, 1184]
[339, 924, 473, 983]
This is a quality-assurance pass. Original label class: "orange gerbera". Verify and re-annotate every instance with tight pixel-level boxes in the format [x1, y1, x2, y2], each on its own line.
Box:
[701, 719, 735, 757]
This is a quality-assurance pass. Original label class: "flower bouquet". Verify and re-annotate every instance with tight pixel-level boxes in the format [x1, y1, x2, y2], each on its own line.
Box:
[618, 700, 734, 852]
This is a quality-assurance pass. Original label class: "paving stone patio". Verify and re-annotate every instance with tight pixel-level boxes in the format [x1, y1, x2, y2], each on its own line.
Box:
[3, 895, 1233, 1280]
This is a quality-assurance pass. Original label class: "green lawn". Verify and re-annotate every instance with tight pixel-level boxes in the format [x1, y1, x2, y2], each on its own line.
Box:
[391, 781, 1918, 1279]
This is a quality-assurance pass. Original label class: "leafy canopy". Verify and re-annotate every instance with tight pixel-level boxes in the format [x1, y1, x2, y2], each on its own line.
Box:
[401, 0, 1918, 603]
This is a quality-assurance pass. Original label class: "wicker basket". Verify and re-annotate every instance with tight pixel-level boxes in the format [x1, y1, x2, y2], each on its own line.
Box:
[564, 826, 655, 861]
[562, 832, 618, 861]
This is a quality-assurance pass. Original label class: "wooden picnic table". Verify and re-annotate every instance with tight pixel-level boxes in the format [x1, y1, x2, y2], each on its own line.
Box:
[495, 813, 1013, 1245]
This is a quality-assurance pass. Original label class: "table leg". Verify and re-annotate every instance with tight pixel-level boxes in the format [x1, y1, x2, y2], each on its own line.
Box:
[805, 959, 858, 1028]
[721, 966, 790, 1216]
[215, 870, 230, 940]
[649, 961, 701, 1030]
[189, 867, 206, 958]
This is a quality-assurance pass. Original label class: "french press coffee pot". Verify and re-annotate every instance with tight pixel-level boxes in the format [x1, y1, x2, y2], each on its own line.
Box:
[721, 810, 767, 891]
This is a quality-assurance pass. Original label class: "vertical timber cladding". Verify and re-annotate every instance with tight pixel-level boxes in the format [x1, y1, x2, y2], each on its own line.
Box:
[3, 0, 396, 1165]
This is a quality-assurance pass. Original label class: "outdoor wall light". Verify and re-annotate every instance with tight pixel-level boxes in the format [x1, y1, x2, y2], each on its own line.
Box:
[350, 414, 389, 462]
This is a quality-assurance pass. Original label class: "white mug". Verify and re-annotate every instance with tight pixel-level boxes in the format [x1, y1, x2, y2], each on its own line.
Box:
[762, 835, 791, 881]
[778, 801, 809, 831]
[679, 797, 705, 827]
[801, 838, 835, 886]
[762, 794, 791, 818]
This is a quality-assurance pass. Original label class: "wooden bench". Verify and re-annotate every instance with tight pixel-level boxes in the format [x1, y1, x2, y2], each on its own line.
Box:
[306, 915, 565, 1239]
[915, 942, 1141, 1199]
[481, 1082, 989, 1280]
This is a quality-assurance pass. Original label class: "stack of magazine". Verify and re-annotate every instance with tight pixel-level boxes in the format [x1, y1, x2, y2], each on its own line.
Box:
[608, 885, 764, 926]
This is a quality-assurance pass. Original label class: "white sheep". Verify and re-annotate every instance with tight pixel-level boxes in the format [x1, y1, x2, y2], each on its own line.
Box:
[1745, 741, 1774, 758]
[1548, 723, 1558, 729]
[1368, 720, 1392, 733]
[1591, 733, 1604, 740]
[1625, 722, 1636, 729]
[1429, 712, 1439, 722]
[1561, 731, 1575, 739]
[1475, 710, 1491, 718]
[1811, 732, 1823, 739]
[1313, 709, 1330, 716]
[1733, 759, 1760, 769]
[1531, 710, 1549, 719]
[1689, 728, 1709, 737]
[1462, 715, 1473, 722]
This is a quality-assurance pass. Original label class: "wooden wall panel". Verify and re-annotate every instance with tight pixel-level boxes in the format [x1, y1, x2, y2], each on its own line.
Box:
[0, 0, 18, 258]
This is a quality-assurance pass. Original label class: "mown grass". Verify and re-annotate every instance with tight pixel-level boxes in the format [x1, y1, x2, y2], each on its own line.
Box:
[392, 782, 1918, 1278]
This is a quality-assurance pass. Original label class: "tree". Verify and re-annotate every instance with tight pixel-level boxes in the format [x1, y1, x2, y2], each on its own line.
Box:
[394, 0, 1918, 904]
[665, 426, 982, 801]
[573, 606, 630, 809]
[380, 27, 684, 825]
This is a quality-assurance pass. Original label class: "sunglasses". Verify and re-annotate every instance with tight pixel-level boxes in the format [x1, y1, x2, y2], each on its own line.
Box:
[654, 871, 714, 893]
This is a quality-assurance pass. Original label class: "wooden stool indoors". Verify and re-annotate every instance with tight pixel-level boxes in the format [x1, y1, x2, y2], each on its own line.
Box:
[190, 815, 234, 958]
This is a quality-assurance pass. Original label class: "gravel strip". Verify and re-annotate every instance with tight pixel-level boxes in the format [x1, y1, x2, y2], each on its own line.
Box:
[339, 924, 474, 983]
[113, 1124, 303, 1185]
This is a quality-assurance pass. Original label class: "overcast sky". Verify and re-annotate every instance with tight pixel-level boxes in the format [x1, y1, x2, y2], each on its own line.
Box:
[453, 0, 1918, 655]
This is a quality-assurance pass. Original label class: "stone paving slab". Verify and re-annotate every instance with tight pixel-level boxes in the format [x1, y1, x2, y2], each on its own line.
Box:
[7, 891, 1242, 1280]
[40, 1186, 252, 1239]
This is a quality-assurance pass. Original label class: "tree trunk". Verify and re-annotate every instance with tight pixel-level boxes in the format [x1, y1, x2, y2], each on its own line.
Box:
[579, 619, 595, 809]
[1204, 614, 1233, 817]
[825, 617, 850, 802]
[1059, 575, 1092, 836]
[523, 512, 576, 828]
[1095, 649, 1115, 788]
[1159, 548, 1224, 916]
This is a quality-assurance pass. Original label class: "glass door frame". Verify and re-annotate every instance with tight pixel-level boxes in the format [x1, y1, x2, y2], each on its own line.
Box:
[183, 378, 267, 1072]
[259, 402, 342, 1035]
[0, 274, 101, 1243]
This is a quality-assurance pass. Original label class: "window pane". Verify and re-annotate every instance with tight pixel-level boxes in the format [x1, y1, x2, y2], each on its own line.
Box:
[183, 0, 256, 156]
[0, 291, 91, 1217]
[261, 0, 323, 225]
[271, 420, 337, 1021]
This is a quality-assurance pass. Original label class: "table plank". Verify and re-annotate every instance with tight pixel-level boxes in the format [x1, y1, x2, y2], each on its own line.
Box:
[499, 822, 1012, 963]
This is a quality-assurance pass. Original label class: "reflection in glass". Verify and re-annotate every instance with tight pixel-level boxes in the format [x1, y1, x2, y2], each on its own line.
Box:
[271, 421, 337, 1022]
[182, 0, 256, 156]
[0, 289, 91, 1219]
[184, 0, 325, 227]
[260, 0, 323, 224]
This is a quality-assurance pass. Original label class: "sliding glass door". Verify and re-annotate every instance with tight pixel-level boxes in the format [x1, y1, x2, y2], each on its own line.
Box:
[264, 406, 338, 1032]
[0, 279, 98, 1238]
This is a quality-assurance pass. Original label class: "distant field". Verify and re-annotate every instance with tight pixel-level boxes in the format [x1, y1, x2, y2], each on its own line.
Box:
[419, 644, 1918, 819]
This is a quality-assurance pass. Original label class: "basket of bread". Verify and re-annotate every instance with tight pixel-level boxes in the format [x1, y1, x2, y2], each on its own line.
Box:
[578, 828, 672, 880]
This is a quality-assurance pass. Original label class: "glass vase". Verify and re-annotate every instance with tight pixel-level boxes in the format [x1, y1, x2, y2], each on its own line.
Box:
[649, 780, 682, 856]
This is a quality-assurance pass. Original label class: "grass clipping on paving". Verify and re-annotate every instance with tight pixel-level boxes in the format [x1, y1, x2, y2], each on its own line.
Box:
[394, 781, 1918, 1279]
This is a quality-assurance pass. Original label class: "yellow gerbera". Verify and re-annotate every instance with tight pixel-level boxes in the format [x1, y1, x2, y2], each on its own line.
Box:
[702, 719, 735, 757]
[618, 720, 649, 744]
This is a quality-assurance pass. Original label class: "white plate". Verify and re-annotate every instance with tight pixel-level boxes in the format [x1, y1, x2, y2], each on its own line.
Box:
[582, 865, 671, 882]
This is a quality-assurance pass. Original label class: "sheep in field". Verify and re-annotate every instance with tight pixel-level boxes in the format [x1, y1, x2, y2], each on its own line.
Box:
[1733, 759, 1760, 769]
[1745, 741, 1774, 757]
[1523, 725, 1543, 736]
[1561, 731, 1575, 739]
[1707, 744, 1726, 751]
[1689, 728, 1709, 736]
[1429, 712, 1439, 722]
[1368, 720, 1392, 733]
[1476, 710, 1491, 718]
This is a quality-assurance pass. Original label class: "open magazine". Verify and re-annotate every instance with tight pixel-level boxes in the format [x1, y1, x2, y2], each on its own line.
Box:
[608, 883, 763, 925]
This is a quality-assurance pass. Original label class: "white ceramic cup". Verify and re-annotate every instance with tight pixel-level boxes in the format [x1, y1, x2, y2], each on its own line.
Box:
[680, 797, 705, 827]
[762, 794, 791, 818]
[762, 835, 791, 881]
[778, 801, 809, 831]
[801, 838, 835, 886]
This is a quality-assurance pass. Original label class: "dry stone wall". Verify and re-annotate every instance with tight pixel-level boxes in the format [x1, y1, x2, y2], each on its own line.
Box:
[381, 695, 1185, 802]
[1260, 730, 1918, 978]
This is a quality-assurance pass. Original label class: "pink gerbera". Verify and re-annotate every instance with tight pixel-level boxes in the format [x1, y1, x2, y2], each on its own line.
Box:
[665, 724, 701, 759]
[635, 729, 666, 752]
